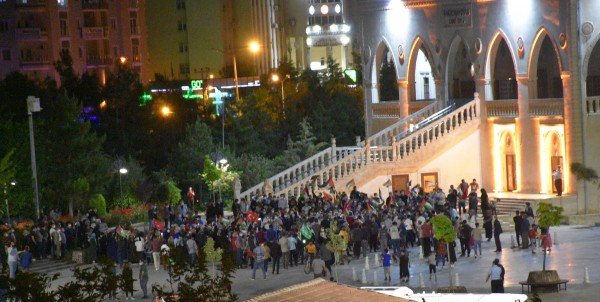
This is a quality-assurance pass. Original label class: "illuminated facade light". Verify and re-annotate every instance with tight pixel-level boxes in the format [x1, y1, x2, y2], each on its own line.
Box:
[340, 35, 350, 45]
[306, 27, 311, 35]
[306, 37, 313, 46]
[335, 4, 341, 14]
[309, 5, 315, 15]
[321, 4, 329, 15]
[330, 24, 339, 32]
[340, 24, 351, 33]
[313, 25, 321, 33]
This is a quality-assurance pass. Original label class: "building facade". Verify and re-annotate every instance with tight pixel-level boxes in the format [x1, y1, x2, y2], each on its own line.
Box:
[355, 0, 600, 217]
[0, 0, 150, 84]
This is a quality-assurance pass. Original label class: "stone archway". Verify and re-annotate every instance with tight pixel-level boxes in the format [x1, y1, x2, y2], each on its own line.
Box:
[370, 39, 398, 104]
[529, 29, 563, 99]
[485, 31, 518, 100]
[447, 35, 475, 106]
[499, 131, 517, 192]
[406, 36, 437, 104]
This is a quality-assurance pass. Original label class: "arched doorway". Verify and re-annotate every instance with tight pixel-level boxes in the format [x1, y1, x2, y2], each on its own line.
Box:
[531, 33, 563, 98]
[407, 37, 436, 112]
[541, 130, 565, 194]
[370, 41, 397, 104]
[492, 39, 517, 100]
[414, 48, 436, 101]
[586, 41, 600, 96]
[500, 131, 517, 192]
[447, 36, 475, 106]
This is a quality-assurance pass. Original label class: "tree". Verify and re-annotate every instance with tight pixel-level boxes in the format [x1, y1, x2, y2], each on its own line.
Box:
[168, 120, 214, 191]
[39, 93, 111, 216]
[154, 180, 181, 204]
[430, 214, 457, 287]
[325, 220, 346, 283]
[571, 162, 599, 188]
[230, 154, 277, 190]
[283, 118, 328, 166]
[0, 149, 15, 187]
[536, 202, 565, 271]
[379, 58, 398, 102]
[54, 49, 80, 97]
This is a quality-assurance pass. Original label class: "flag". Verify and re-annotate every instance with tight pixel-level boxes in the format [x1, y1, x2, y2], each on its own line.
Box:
[383, 179, 392, 188]
[379, 187, 383, 204]
[319, 177, 335, 189]
[345, 179, 355, 189]
[310, 175, 318, 188]
[343, 199, 352, 214]
[153, 219, 165, 230]
[246, 211, 258, 223]
[300, 224, 313, 240]
[323, 192, 333, 202]
[406, 180, 412, 189]
[116, 225, 127, 238]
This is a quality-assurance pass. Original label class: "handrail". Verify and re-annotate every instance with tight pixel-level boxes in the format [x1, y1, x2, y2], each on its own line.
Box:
[368, 100, 441, 147]
[239, 95, 481, 201]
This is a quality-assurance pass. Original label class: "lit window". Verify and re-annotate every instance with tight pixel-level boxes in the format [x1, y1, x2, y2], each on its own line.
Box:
[309, 5, 315, 15]
[320, 5, 329, 15]
[335, 4, 341, 14]
[177, 21, 187, 31]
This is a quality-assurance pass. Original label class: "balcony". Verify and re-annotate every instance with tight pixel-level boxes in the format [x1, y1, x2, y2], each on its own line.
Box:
[86, 56, 112, 66]
[20, 56, 50, 66]
[486, 100, 518, 117]
[16, 0, 46, 7]
[82, 0, 108, 10]
[15, 27, 46, 40]
[372, 102, 400, 118]
[83, 27, 106, 39]
[529, 99, 563, 117]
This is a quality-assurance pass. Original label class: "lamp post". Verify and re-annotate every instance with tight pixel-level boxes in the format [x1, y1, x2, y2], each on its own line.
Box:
[4, 181, 15, 224]
[27, 96, 41, 220]
[213, 41, 260, 102]
[119, 168, 128, 209]
[271, 74, 291, 119]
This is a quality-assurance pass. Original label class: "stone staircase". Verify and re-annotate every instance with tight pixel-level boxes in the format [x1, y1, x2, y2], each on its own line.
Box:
[240, 95, 482, 200]
[29, 257, 78, 274]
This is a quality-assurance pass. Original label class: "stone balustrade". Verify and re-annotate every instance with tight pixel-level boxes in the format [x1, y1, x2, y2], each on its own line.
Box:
[372, 101, 401, 118]
[239, 97, 480, 201]
[485, 100, 519, 117]
[529, 98, 563, 116]
[586, 97, 600, 115]
[368, 101, 440, 147]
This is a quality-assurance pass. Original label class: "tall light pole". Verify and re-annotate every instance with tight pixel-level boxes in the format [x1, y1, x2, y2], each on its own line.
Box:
[119, 168, 128, 209]
[4, 181, 15, 224]
[271, 74, 290, 119]
[27, 96, 41, 220]
[213, 41, 260, 102]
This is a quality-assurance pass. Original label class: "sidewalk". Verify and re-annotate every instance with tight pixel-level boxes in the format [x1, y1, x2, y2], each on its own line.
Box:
[44, 225, 600, 301]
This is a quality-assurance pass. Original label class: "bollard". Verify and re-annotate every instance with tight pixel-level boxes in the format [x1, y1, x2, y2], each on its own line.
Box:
[511, 235, 516, 249]
[365, 256, 370, 270]
[374, 254, 380, 267]
[585, 267, 590, 284]
[352, 267, 357, 282]
[362, 269, 367, 284]
[455, 272, 460, 287]
[419, 272, 425, 288]
[373, 271, 379, 285]
[554, 231, 558, 246]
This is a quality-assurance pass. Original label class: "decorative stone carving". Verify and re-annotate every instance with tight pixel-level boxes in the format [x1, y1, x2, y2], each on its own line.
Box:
[582, 22, 594, 36]
[559, 33, 567, 49]
[398, 44, 405, 65]
[517, 36, 525, 58]
[474, 38, 482, 54]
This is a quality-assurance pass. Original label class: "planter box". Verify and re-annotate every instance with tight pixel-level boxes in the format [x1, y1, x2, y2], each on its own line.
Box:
[72, 249, 87, 264]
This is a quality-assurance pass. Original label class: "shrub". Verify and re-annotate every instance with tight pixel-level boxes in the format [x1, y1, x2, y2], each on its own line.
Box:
[89, 194, 107, 216]
[103, 203, 148, 226]
[154, 180, 181, 204]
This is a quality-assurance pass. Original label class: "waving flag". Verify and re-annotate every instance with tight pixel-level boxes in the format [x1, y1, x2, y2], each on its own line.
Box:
[153, 219, 165, 230]
[300, 224, 314, 240]
[310, 175, 319, 188]
[117, 225, 127, 238]
[319, 177, 335, 189]
[383, 179, 392, 188]
[323, 192, 333, 202]
[246, 211, 259, 223]
[345, 179, 355, 189]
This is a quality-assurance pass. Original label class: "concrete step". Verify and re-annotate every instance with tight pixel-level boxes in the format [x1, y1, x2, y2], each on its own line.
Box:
[29, 258, 78, 274]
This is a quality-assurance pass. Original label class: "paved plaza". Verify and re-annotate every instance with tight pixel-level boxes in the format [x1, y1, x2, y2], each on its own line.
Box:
[41, 224, 600, 301]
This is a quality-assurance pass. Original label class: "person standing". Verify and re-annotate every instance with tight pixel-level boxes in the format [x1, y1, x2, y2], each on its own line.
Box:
[486, 259, 505, 293]
[310, 254, 329, 279]
[458, 179, 469, 215]
[398, 249, 410, 283]
[520, 212, 531, 249]
[7, 242, 17, 279]
[381, 248, 392, 282]
[269, 240, 282, 275]
[513, 211, 522, 247]
[121, 261, 134, 300]
[150, 232, 162, 271]
[278, 234, 290, 269]
[138, 258, 149, 299]
[553, 166, 563, 196]
[287, 233, 297, 267]
[472, 222, 483, 258]
[493, 216, 503, 252]
[427, 252, 437, 282]
[19, 246, 33, 273]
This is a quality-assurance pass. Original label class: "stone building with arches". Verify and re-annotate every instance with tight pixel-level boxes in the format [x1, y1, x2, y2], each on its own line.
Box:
[352, 0, 600, 219]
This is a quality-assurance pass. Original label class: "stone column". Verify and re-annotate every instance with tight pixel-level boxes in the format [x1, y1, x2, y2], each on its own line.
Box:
[516, 76, 540, 193]
[364, 81, 376, 138]
[562, 72, 582, 198]
[398, 79, 409, 120]
[434, 79, 444, 109]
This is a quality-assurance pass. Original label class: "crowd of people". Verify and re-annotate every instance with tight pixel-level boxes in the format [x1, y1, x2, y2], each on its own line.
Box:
[0, 177, 555, 298]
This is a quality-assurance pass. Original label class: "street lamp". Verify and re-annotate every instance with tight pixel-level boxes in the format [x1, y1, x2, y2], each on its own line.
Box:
[161, 105, 172, 117]
[119, 168, 128, 209]
[27, 96, 42, 220]
[271, 74, 291, 119]
[213, 41, 260, 102]
[4, 181, 15, 224]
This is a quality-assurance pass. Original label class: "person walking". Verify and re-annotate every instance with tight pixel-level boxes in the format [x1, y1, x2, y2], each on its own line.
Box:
[472, 222, 483, 258]
[493, 216, 503, 252]
[139, 258, 149, 299]
[251, 243, 267, 280]
[513, 211, 522, 247]
[485, 258, 505, 293]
